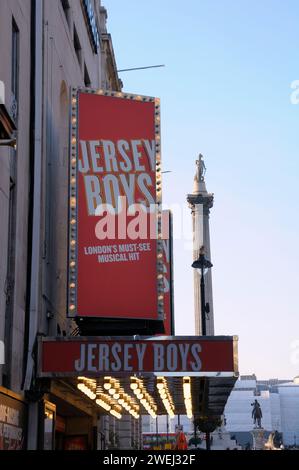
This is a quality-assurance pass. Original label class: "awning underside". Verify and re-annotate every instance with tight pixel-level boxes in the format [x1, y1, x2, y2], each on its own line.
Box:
[52, 374, 237, 419]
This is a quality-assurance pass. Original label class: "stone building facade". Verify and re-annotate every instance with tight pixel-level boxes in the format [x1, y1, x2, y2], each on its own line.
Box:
[0, 0, 136, 450]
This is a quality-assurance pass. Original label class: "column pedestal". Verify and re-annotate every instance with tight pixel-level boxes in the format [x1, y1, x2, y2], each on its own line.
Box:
[251, 428, 265, 450]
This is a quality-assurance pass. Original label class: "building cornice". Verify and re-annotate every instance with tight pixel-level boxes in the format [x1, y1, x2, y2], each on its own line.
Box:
[101, 32, 122, 91]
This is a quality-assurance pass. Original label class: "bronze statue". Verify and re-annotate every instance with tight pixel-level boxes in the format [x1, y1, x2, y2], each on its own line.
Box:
[195, 154, 206, 182]
[251, 399, 262, 428]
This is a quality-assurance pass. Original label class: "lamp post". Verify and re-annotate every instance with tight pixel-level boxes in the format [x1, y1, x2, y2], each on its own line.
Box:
[166, 414, 169, 444]
[192, 246, 213, 450]
[191, 246, 213, 336]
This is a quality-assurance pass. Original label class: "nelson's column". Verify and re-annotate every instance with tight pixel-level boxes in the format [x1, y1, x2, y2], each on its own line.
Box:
[187, 155, 215, 335]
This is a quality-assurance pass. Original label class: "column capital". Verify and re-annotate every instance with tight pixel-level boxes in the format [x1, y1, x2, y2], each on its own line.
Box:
[187, 193, 214, 214]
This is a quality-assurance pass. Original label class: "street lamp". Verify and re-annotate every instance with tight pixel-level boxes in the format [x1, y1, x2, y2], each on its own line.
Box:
[191, 246, 213, 336]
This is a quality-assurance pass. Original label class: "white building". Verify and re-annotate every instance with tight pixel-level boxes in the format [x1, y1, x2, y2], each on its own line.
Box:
[224, 375, 299, 447]
[277, 378, 299, 445]
[142, 414, 192, 435]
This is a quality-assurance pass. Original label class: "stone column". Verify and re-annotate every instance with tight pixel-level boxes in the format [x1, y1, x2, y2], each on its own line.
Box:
[98, 414, 109, 449]
[118, 415, 132, 449]
[187, 192, 214, 335]
[27, 402, 39, 449]
[108, 415, 116, 448]
[132, 416, 142, 449]
[137, 417, 142, 449]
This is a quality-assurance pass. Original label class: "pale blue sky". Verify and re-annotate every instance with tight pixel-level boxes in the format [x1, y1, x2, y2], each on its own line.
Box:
[104, 0, 299, 379]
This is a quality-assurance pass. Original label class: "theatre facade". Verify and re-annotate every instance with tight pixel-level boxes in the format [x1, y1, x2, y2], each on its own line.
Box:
[0, 1, 238, 450]
[37, 336, 238, 449]
[25, 85, 239, 450]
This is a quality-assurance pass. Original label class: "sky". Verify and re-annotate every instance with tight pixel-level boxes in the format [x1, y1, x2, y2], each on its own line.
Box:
[103, 0, 299, 379]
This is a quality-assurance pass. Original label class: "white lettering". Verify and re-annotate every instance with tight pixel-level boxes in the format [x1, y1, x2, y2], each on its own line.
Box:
[103, 174, 120, 206]
[90, 140, 103, 172]
[87, 344, 97, 372]
[178, 344, 190, 370]
[102, 140, 118, 171]
[117, 140, 132, 172]
[111, 343, 122, 371]
[153, 344, 164, 371]
[98, 344, 109, 371]
[190, 343, 202, 371]
[119, 174, 135, 206]
[84, 175, 102, 215]
[74, 344, 86, 372]
[131, 140, 145, 171]
[79, 141, 89, 173]
[135, 343, 147, 371]
[143, 139, 155, 171]
[167, 344, 178, 371]
[95, 210, 116, 240]
[127, 206, 147, 240]
[123, 344, 133, 371]
[137, 173, 155, 207]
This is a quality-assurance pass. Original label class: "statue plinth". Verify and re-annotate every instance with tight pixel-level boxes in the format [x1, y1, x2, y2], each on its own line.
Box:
[193, 179, 207, 195]
[251, 428, 266, 450]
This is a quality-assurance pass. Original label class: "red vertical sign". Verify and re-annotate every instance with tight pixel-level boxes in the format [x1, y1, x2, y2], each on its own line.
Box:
[162, 210, 174, 335]
[68, 90, 163, 320]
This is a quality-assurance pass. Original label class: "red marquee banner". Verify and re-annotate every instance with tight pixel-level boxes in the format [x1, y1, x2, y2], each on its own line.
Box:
[38, 337, 238, 377]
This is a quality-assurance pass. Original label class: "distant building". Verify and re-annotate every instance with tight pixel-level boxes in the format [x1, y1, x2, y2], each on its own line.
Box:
[224, 375, 299, 447]
[142, 414, 191, 435]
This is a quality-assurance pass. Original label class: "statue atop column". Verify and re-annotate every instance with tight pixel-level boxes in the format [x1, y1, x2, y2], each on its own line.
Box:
[195, 154, 206, 182]
[251, 399, 263, 428]
[192, 155, 208, 195]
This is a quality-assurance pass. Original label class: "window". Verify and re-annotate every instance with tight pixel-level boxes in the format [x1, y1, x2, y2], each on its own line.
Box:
[84, 63, 91, 87]
[73, 26, 82, 68]
[11, 18, 19, 120]
[61, 0, 70, 27]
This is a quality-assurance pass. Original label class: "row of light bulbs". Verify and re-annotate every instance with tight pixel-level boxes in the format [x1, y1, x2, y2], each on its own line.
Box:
[130, 377, 157, 419]
[94, 89, 157, 103]
[77, 377, 96, 399]
[77, 376, 193, 421]
[69, 105, 77, 316]
[72, 90, 158, 103]
[77, 377, 124, 420]
[156, 377, 175, 419]
[183, 377, 193, 419]
[95, 393, 122, 419]
[103, 377, 140, 419]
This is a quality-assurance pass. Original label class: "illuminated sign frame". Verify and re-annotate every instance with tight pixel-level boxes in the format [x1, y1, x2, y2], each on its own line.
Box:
[67, 87, 164, 321]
